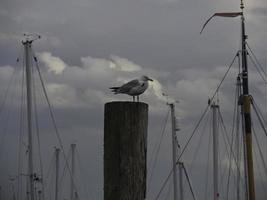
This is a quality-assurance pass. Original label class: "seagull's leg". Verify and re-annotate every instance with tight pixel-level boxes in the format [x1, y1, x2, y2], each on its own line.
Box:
[133, 96, 135, 102]
[137, 96, 139, 102]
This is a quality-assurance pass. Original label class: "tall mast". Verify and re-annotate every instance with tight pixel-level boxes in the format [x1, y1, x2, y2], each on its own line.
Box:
[70, 144, 76, 200]
[169, 103, 183, 200]
[236, 76, 242, 200]
[55, 148, 60, 200]
[23, 38, 35, 200]
[211, 103, 219, 200]
[22, 34, 40, 200]
[170, 103, 178, 200]
[178, 162, 184, 200]
[240, 1, 256, 199]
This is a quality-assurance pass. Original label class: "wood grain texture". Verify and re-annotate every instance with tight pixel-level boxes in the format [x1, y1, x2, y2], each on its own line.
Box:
[104, 102, 148, 200]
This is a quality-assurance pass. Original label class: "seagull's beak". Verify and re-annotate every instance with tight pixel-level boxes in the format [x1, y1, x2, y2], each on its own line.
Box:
[148, 78, 153, 81]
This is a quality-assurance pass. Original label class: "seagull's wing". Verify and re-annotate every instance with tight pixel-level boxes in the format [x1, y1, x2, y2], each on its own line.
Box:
[118, 79, 140, 93]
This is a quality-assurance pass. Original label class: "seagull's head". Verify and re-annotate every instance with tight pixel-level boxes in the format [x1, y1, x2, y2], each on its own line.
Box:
[141, 75, 153, 82]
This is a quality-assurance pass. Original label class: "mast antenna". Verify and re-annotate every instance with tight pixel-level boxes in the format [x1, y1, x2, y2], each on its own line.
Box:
[22, 33, 41, 43]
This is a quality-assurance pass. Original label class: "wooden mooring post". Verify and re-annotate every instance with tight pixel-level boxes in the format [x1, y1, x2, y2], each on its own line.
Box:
[104, 101, 148, 200]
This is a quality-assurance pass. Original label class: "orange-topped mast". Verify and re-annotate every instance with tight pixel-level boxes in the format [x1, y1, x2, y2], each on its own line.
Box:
[240, 0, 256, 199]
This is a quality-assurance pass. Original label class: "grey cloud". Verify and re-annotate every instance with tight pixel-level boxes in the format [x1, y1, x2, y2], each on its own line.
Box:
[0, 0, 243, 68]
[250, 7, 267, 17]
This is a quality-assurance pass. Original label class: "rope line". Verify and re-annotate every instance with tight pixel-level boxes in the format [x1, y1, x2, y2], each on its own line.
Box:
[153, 53, 239, 200]
[33, 55, 80, 199]
[204, 120, 212, 200]
[248, 53, 267, 85]
[251, 98, 267, 137]
[182, 163, 197, 200]
[251, 117, 267, 178]
[147, 109, 170, 192]
[188, 111, 211, 174]
[58, 148, 71, 197]
[17, 56, 26, 200]
[226, 80, 239, 199]
[246, 42, 267, 77]
[253, 147, 267, 199]
[177, 52, 239, 163]
[32, 54, 46, 200]
[218, 110, 243, 181]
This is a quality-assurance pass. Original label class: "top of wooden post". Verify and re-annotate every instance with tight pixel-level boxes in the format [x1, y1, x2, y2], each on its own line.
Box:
[105, 101, 148, 107]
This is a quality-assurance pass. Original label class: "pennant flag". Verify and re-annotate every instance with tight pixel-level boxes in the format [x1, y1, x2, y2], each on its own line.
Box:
[200, 12, 242, 34]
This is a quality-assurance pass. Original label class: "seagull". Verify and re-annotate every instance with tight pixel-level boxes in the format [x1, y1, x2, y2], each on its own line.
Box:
[110, 75, 153, 102]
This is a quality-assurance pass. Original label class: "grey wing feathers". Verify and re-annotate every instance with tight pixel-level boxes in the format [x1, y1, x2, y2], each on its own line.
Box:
[118, 79, 139, 93]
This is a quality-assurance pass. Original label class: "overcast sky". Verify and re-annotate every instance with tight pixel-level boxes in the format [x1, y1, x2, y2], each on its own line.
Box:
[0, 0, 267, 199]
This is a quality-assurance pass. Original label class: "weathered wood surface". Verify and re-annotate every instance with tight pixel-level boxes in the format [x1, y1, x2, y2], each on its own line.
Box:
[104, 101, 148, 200]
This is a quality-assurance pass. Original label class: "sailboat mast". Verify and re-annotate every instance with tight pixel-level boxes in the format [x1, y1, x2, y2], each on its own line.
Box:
[170, 103, 178, 200]
[211, 103, 219, 200]
[236, 76, 242, 200]
[23, 39, 35, 200]
[240, 1, 256, 200]
[169, 103, 183, 200]
[55, 148, 60, 200]
[70, 144, 76, 200]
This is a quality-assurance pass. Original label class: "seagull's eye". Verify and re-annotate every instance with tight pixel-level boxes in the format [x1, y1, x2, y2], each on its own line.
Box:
[141, 83, 145, 87]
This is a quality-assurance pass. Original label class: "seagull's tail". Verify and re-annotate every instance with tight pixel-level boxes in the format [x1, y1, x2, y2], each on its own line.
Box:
[109, 87, 120, 94]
